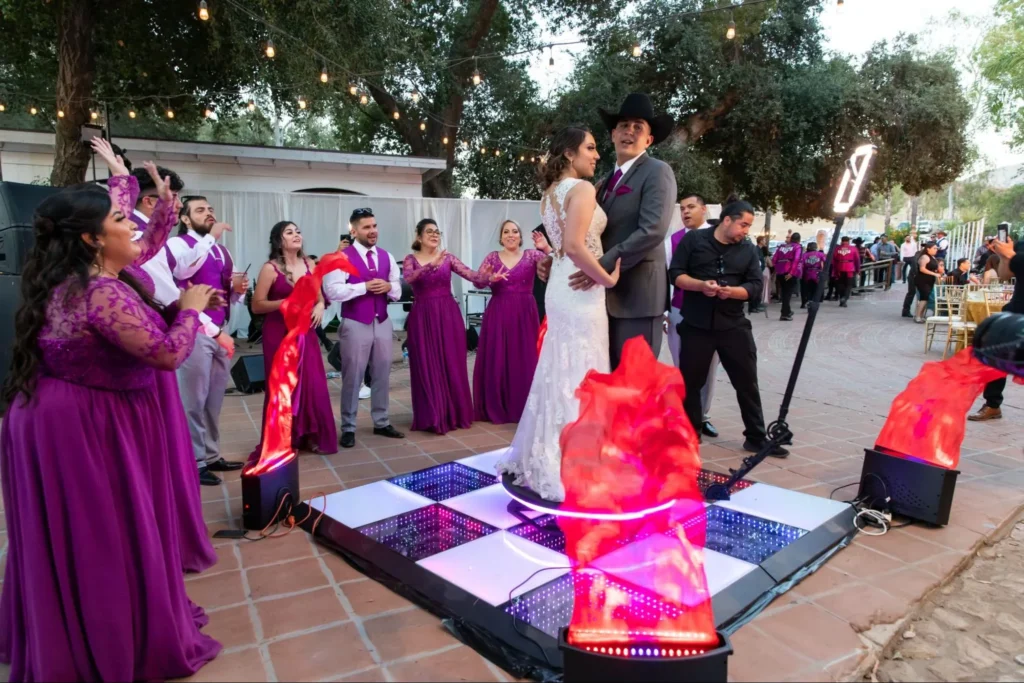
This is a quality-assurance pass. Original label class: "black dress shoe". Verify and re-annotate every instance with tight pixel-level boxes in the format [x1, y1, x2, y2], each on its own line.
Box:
[701, 421, 719, 438]
[374, 425, 405, 439]
[198, 468, 222, 486]
[742, 439, 789, 458]
[207, 458, 244, 472]
[340, 432, 356, 449]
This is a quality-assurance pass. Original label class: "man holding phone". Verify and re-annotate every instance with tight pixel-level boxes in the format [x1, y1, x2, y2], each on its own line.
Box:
[970, 227, 1022, 422]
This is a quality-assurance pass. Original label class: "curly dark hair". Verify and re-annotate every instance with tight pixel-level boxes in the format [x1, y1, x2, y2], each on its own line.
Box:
[3, 185, 156, 403]
[539, 126, 592, 190]
[268, 221, 306, 284]
[411, 218, 438, 251]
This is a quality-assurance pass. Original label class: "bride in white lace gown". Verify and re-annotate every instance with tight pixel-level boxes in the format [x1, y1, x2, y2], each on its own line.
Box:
[496, 127, 621, 502]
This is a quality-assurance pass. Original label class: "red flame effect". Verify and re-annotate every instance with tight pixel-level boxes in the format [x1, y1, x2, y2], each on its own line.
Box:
[244, 253, 359, 476]
[559, 337, 716, 648]
[875, 348, 1006, 470]
[537, 315, 548, 356]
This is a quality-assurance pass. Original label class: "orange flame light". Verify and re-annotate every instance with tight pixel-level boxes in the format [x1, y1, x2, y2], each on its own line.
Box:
[537, 315, 548, 356]
[875, 348, 1006, 470]
[244, 253, 359, 476]
[558, 337, 717, 649]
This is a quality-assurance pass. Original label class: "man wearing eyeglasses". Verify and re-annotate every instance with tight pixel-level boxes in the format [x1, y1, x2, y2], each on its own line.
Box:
[323, 208, 405, 448]
[668, 198, 788, 457]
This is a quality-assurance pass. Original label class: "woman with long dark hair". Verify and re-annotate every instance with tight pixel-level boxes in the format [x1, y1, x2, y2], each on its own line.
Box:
[472, 219, 552, 424]
[248, 221, 336, 454]
[914, 241, 942, 323]
[0, 172, 220, 680]
[402, 218, 497, 434]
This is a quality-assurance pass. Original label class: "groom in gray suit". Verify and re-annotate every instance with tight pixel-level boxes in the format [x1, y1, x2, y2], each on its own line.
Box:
[568, 93, 678, 369]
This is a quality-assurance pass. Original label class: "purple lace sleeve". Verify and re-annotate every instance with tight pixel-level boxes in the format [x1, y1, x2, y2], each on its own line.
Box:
[450, 254, 489, 288]
[86, 279, 201, 371]
[107, 175, 139, 218]
[133, 196, 176, 266]
[402, 254, 430, 284]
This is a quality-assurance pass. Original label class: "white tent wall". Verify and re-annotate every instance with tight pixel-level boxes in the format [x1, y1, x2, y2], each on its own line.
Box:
[194, 189, 543, 336]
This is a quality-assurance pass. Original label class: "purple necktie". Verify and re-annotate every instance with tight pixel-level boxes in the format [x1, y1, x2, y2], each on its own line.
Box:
[604, 168, 623, 201]
[366, 248, 376, 273]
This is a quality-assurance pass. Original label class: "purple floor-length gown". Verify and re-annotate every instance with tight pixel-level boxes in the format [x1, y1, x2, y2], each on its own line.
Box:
[472, 249, 544, 424]
[250, 263, 338, 456]
[0, 276, 221, 681]
[403, 252, 487, 434]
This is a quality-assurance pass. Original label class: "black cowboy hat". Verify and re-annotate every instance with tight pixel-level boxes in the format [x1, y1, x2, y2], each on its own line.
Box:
[598, 93, 674, 145]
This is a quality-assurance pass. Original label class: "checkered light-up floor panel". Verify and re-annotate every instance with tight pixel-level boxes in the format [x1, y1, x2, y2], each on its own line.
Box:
[306, 449, 856, 675]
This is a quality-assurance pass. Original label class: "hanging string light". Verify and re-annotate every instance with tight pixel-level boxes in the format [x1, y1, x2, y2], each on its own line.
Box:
[726, 15, 736, 40]
[519, 154, 525, 161]
[198, 0, 209, 20]
[0, 103, 5, 112]
[392, 110, 400, 120]
[128, 108, 137, 119]
[480, 146, 486, 154]
[298, 96, 307, 109]
[90, 110, 99, 120]
[631, 43, 642, 57]
[494, 149, 501, 157]
[348, 82, 359, 96]
[204, 106, 214, 118]
[57, 109, 65, 118]
[471, 58, 482, 86]
[29, 106, 38, 115]
[442, 136, 449, 145]
[320, 65, 329, 83]
[166, 107, 175, 119]
[359, 91, 369, 105]
[265, 39, 276, 58]
[411, 89, 421, 104]
[247, 99, 256, 111]
[462, 140, 469, 149]
[419, 120, 426, 131]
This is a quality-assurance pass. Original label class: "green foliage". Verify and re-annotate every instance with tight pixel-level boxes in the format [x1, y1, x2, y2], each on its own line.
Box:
[976, 0, 1024, 148]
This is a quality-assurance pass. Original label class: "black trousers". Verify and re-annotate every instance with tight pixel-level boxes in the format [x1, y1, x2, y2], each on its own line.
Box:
[315, 325, 332, 350]
[800, 279, 817, 307]
[902, 271, 917, 315]
[837, 273, 854, 303]
[983, 378, 1006, 409]
[902, 257, 915, 282]
[776, 275, 798, 317]
[609, 316, 663, 370]
[677, 322, 766, 443]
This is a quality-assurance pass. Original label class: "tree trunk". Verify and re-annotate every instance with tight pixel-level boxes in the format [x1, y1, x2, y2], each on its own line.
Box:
[49, 0, 96, 187]
[910, 196, 920, 227]
[763, 208, 772, 237]
[883, 189, 892, 230]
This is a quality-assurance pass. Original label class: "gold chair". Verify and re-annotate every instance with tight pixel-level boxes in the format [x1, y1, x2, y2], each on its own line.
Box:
[942, 293, 977, 359]
[925, 285, 964, 353]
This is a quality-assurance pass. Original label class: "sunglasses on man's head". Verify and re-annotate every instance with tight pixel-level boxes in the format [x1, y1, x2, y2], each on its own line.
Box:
[352, 208, 374, 218]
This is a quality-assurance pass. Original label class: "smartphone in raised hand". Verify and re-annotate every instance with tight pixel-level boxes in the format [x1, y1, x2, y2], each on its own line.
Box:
[997, 222, 1010, 244]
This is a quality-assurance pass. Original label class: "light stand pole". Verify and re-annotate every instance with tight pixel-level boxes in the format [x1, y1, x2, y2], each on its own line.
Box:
[705, 144, 877, 502]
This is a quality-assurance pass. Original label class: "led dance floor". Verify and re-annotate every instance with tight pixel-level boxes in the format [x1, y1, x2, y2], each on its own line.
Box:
[302, 449, 857, 678]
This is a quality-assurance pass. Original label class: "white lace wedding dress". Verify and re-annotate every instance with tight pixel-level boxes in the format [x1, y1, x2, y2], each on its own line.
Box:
[496, 177, 610, 502]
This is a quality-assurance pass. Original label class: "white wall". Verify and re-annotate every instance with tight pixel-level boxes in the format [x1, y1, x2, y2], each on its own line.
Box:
[0, 150, 425, 197]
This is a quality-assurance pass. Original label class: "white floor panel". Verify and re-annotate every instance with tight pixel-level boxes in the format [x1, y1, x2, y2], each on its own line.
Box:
[443, 484, 543, 529]
[307, 481, 432, 529]
[456, 449, 507, 475]
[716, 483, 850, 531]
[417, 531, 570, 606]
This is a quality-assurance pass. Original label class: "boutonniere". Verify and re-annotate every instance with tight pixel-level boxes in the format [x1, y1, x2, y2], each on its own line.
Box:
[615, 184, 633, 196]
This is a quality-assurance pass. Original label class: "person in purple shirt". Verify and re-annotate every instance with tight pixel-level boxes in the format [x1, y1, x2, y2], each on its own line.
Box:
[322, 208, 406, 449]
[772, 232, 803, 321]
[799, 242, 825, 308]
[170, 198, 249, 483]
[832, 235, 861, 308]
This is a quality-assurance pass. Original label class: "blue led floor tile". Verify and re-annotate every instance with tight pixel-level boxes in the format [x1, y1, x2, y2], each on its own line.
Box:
[389, 462, 497, 502]
[682, 505, 806, 564]
[357, 503, 497, 561]
[507, 514, 566, 553]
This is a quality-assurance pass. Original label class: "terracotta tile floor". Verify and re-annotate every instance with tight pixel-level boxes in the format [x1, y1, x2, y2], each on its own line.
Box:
[4, 287, 1022, 682]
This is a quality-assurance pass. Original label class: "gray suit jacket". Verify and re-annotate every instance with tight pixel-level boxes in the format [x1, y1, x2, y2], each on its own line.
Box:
[596, 153, 678, 319]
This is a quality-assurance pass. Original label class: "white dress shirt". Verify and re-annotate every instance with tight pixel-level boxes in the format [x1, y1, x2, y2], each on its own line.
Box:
[322, 241, 402, 304]
[900, 241, 919, 259]
[133, 210, 219, 336]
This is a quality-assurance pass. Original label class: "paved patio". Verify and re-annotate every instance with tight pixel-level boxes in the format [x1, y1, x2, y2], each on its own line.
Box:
[8, 286, 1020, 682]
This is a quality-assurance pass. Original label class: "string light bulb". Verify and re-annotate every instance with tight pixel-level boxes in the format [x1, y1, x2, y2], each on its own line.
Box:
[411, 89, 420, 104]
[495, 149, 501, 157]
[442, 136, 449, 145]
[632, 43, 642, 57]
[90, 110, 98, 120]
[204, 107, 213, 118]
[29, 106, 37, 116]
[298, 97, 307, 109]
[480, 147, 486, 154]
[359, 91, 369, 105]
[57, 109, 65, 118]
[265, 39, 276, 59]
[471, 58, 482, 86]
[0, 103, 5, 112]
[348, 82, 359, 96]
[198, 0, 209, 20]
[462, 140, 469, 149]
[166, 108, 175, 119]
[519, 154, 525, 161]
[419, 120, 426, 131]
[726, 17, 736, 40]
[128, 108, 136, 119]
[392, 110, 400, 120]
[320, 66, 329, 83]
[548, 46, 555, 68]
[247, 99, 256, 111]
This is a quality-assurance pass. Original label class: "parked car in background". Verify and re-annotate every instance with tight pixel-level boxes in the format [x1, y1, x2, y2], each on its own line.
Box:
[917, 220, 934, 235]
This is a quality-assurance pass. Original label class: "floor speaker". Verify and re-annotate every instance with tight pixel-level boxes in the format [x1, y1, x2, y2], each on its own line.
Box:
[0, 274, 21, 399]
[231, 354, 265, 394]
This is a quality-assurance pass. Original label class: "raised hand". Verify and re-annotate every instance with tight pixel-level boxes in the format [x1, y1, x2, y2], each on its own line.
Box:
[90, 137, 130, 176]
[142, 161, 173, 203]
[532, 231, 552, 254]
[210, 222, 232, 240]
[431, 249, 448, 267]
[180, 284, 217, 312]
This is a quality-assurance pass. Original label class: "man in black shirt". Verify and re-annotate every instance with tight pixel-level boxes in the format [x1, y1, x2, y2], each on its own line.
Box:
[668, 199, 788, 457]
[969, 238, 1024, 421]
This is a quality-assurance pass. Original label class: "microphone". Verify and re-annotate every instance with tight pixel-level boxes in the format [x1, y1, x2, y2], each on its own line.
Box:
[972, 312, 1024, 378]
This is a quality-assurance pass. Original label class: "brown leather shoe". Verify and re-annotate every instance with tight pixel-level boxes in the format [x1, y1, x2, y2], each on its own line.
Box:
[968, 406, 1002, 422]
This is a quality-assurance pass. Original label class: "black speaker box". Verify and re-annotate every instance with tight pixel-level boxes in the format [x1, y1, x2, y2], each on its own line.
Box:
[858, 447, 959, 526]
[0, 181, 61, 276]
[231, 354, 265, 394]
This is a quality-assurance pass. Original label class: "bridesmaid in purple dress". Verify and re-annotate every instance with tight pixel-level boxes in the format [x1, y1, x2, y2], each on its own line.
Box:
[249, 221, 337, 455]
[0, 180, 221, 680]
[402, 219, 497, 434]
[473, 220, 552, 424]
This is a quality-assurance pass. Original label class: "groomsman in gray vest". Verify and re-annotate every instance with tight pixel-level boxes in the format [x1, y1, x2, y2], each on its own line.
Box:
[568, 93, 678, 369]
[323, 208, 405, 448]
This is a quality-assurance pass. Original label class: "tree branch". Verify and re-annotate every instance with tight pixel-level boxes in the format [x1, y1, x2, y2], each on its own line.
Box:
[673, 91, 739, 145]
